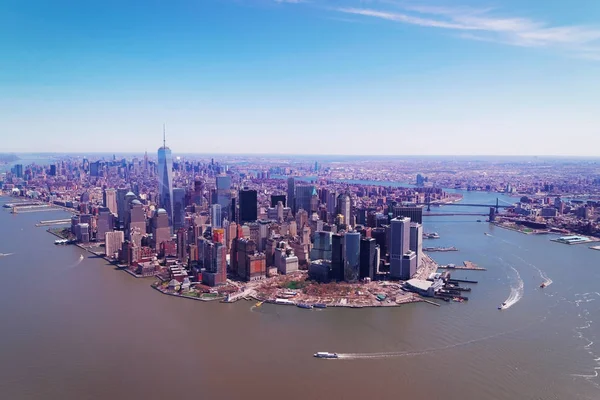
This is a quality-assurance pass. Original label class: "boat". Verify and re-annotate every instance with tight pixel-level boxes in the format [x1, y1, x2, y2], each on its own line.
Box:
[540, 282, 547, 288]
[79, 254, 84, 260]
[314, 352, 338, 359]
[297, 303, 313, 309]
[314, 303, 327, 309]
[498, 301, 507, 310]
[484, 233, 492, 236]
[477, 220, 482, 222]
[255, 301, 264, 307]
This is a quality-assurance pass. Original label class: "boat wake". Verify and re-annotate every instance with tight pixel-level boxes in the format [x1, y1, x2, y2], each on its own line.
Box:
[500, 265, 524, 310]
[336, 321, 538, 360]
[67, 255, 85, 269]
[512, 254, 553, 288]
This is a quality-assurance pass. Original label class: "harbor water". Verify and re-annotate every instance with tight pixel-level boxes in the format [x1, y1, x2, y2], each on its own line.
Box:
[0, 190, 599, 400]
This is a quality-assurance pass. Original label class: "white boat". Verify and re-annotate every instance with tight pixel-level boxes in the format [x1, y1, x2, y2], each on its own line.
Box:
[498, 301, 507, 310]
[79, 254, 84, 260]
[314, 352, 338, 359]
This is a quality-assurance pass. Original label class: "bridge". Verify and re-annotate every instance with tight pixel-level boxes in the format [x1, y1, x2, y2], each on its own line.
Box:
[425, 198, 514, 212]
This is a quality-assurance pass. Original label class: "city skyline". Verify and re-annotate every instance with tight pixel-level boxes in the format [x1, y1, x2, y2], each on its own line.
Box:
[3, 0, 600, 155]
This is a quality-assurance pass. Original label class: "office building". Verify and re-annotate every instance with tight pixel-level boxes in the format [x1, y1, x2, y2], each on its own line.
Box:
[271, 194, 286, 208]
[239, 189, 258, 223]
[127, 200, 146, 239]
[295, 185, 316, 215]
[215, 175, 232, 221]
[211, 204, 222, 228]
[177, 228, 187, 262]
[202, 242, 227, 286]
[287, 177, 295, 214]
[103, 189, 118, 215]
[116, 188, 128, 228]
[105, 231, 124, 258]
[310, 231, 333, 261]
[157, 131, 174, 227]
[331, 234, 344, 281]
[393, 205, 423, 224]
[409, 223, 423, 268]
[360, 237, 377, 280]
[152, 208, 171, 251]
[96, 207, 114, 241]
[337, 193, 352, 228]
[390, 217, 411, 280]
[13, 164, 23, 179]
[401, 251, 417, 280]
[343, 232, 361, 282]
[172, 188, 185, 230]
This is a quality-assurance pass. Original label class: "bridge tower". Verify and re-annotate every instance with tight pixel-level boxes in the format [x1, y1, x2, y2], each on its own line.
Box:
[495, 198, 499, 213]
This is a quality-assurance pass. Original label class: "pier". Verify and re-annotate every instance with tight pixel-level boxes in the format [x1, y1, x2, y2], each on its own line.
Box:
[437, 261, 486, 271]
[423, 246, 458, 252]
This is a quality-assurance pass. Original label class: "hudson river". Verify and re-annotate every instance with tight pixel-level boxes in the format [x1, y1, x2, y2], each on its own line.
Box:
[0, 190, 598, 400]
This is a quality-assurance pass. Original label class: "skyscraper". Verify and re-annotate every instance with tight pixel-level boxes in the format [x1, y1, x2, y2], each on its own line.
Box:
[239, 189, 258, 223]
[172, 188, 185, 230]
[409, 222, 423, 268]
[337, 193, 351, 227]
[343, 232, 361, 282]
[211, 204, 222, 228]
[103, 188, 118, 215]
[157, 127, 174, 228]
[393, 205, 424, 224]
[295, 185, 316, 215]
[215, 175, 232, 221]
[360, 237, 377, 280]
[331, 233, 344, 281]
[390, 217, 411, 280]
[152, 208, 171, 252]
[287, 177, 295, 215]
[270, 194, 286, 208]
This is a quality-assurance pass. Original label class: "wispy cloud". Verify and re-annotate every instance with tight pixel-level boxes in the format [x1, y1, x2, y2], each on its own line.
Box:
[333, 3, 600, 58]
[270, 1, 599, 59]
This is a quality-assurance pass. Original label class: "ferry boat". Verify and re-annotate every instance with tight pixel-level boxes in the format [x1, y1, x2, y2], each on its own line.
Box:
[314, 303, 327, 309]
[314, 352, 338, 359]
[297, 303, 313, 309]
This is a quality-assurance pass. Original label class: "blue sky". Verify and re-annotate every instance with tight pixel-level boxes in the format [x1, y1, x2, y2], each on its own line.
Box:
[1, 0, 599, 156]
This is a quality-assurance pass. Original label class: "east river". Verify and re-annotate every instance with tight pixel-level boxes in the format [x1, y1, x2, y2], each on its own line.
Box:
[0, 189, 599, 400]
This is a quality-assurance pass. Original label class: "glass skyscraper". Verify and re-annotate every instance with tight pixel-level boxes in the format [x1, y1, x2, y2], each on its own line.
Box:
[158, 134, 174, 228]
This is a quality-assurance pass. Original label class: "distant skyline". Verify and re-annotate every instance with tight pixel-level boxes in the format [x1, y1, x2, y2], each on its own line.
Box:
[2, 0, 600, 155]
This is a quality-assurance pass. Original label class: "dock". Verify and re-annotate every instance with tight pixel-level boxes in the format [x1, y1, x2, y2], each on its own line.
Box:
[437, 261, 486, 271]
[423, 246, 458, 252]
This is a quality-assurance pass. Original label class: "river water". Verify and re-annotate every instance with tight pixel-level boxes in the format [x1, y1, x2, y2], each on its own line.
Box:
[0, 190, 599, 400]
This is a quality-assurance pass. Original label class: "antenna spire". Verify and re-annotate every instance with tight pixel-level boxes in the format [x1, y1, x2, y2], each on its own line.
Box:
[163, 123, 166, 148]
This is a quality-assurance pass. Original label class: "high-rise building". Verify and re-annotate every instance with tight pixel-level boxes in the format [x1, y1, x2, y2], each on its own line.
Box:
[96, 207, 114, 241]
[152, 208, 171, 252]
[116, 188, 128, 228]
[172, 188, 185, 230]
[310, 231, 333, 261]
[390, 217, 411, 280]
[287, 177, 295, 215]
[401, 250, 417, 280]
[202, 242, 227, 286]
[13, 164, 23, 179]
[270, 194, 286, 208]
[214, 175, 232, 221]
[393, 205, 423, 224]
[103, 189, 118, 215]
[105, 231, 124, 257]
[49, 165, 57, 176]
[211, 204, 222, 228]
[157, 129, 174, 228]
[331, 234, 344, 281]
[360, 237, 377, 280]
[239, 189, 258, 223]
[176, 228, 187, 262]
[295, 185, 316, 215]
[409, 222, 423, 268]
[343, 232, 361, 282]
[337, 193, 352, 228]
[127, 199, 146, 239]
